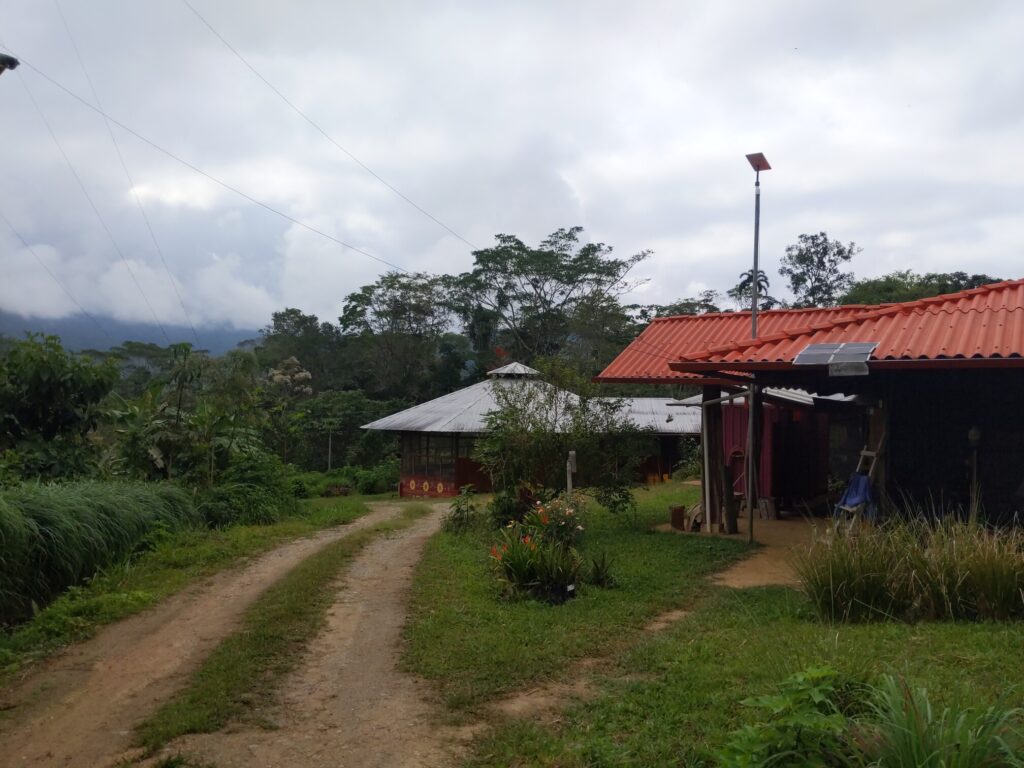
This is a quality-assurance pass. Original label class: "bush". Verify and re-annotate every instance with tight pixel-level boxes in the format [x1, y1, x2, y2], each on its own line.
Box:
[294, 459, 399, 499]
[198, 451, 300, 527]
[856, 675, 1023, 767]
[489, 523, 582, 604]
[716, 668, 1024, 767]
[488, 491, 523, 528]
[521, 493, 586, 548]
[443, 486, 479, 533]
[586, 550, 616, 588]
[794, 517, 1024, 623]
[0, 480, 198, 624]
[715, 667, 860, 767]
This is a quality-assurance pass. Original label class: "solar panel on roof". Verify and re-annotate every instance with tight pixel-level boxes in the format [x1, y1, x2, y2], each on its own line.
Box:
[794, 342, 878, 366]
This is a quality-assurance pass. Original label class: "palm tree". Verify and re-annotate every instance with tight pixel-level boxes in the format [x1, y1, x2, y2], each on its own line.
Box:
[728, 269, 778, 311]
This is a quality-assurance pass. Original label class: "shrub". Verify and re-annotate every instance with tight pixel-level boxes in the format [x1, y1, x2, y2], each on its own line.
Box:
[444, 485, 479, 533]
[794, 517, 1024, 624]
[715, 667, 860, 767]
[854, 675, 1023, 767]
[294, 460, 399, 499]
[0, 480, 198, 624]
[489, 523, 582, 604]
[198, 451, 300, 527]
[586, 550, 616, 588]
[521, 493, 586, 548]
[488, 491, 522, 528]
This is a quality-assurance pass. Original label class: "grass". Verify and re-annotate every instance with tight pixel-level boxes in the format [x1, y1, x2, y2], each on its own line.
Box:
[135, 501, 433, 752]
[794, 516, 1024, 622]
[0, 481, 198, 623]
[467, 587, 1024, 767]
[0, 495, 373, 681]
[401, 482, 748, 712]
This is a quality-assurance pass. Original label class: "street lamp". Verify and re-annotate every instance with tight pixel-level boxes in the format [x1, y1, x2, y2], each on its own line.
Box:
[0, 54, 19, 76]
[744, 152, 770, 545]
[745, 152, 770, 338]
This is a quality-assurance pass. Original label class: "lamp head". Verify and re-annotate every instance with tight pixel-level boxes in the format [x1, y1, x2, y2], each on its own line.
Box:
[745, 152, 771, 172]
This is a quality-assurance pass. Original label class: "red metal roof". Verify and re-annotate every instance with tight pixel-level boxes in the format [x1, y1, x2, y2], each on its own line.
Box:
[595, 305, 879, 382]
[669, 279, 1024, 372]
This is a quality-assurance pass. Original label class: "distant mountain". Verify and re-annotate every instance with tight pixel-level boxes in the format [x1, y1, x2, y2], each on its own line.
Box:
[0, 311, 261, 355]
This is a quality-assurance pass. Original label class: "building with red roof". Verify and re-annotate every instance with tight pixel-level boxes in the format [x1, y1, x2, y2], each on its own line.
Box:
[599, 279, 1024, 525]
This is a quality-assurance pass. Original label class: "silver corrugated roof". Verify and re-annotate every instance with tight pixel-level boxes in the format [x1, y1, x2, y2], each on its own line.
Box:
[362, 386, 699, 435]
[610, 397, 701, 434]
[361, 378, 572, 433]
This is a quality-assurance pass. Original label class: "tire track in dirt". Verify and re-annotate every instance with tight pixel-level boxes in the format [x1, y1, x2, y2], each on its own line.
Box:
[0, 503, 405, 768]
[164, 508, 472, 768]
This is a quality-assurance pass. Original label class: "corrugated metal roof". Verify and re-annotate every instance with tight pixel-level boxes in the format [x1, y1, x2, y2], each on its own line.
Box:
[673, 388, 857, 408]
[487, 362, 539, 377]
[595, 305, 880, 382]
[362, 388, 700, 435]
[607, 397, 701, 434]
[671, 279, 1024, 369]
[361, 378, 570, 433]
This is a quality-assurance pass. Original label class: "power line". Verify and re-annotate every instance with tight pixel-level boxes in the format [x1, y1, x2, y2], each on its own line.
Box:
[5, 50, 411, 275]
[54, 0, 200, 346]
[0, 205, 111, 340]
[180, 0, 478, 250]
[16, 71, 172, 343]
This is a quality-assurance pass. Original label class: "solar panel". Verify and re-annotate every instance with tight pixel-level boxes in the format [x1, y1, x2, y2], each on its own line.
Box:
[794, 342, 878, 366]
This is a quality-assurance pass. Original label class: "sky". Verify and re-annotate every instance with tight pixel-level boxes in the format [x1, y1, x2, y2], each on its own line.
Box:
[1, 0, 1023, 335]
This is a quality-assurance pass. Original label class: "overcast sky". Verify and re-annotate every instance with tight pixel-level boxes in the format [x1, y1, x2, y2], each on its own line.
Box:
[1, 0, 1022, 332]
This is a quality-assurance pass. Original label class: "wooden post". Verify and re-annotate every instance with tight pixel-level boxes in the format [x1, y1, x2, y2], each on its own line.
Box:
[702, 387, 725, 531]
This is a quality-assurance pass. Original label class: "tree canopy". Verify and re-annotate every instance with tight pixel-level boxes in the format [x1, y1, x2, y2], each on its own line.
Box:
[779, 232, 858, 308]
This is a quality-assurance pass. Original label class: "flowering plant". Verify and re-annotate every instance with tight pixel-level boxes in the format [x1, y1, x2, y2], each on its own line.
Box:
[489, 518, 581, 603]
[521, 492, 586, 548]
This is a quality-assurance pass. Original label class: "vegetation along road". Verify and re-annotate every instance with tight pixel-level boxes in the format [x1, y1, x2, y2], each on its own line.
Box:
[0, 502, 414, 768]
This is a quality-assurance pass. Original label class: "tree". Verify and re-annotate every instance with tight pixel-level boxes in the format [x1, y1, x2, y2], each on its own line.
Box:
[632, 290, 723, 322]
[779, 232, 858, 308]
[340, 271, 459, 400]
[0, 335, 117, 479]
[452, 227, 651, 362]
[728, 269, 779, 311]
[473, 361, 651, 511]
[258, 308, 346, 391]
[841, 270, 1002, 305]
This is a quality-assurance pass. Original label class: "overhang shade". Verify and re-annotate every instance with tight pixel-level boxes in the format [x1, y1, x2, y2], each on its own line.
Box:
[669, 280, 1024, 373]
[595, 305, 880, 383]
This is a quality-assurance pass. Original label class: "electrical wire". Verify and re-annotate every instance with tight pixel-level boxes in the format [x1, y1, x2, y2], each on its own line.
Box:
[0, 205, 111, 340]
[3, 49, 411, 275]
[54, 0, 201, 346]
[179, 0, 478, 250]
[16, 70, 172, 343]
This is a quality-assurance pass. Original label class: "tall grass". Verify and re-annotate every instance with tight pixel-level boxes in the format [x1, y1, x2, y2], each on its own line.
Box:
[0, 481, 198, 624]
[794, 514, 1024, 623]
[856, 674, 1023, 767]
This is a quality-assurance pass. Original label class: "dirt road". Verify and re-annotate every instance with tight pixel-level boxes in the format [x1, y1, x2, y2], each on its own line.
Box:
[0, 504, 405, 768]
[166, 509, 469, 768]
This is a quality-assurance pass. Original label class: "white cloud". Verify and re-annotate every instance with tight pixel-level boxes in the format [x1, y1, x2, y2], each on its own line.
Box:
[1, 0, 1023, 330]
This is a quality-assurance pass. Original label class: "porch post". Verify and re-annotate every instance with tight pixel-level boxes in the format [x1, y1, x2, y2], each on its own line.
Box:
[702, 386, 724, 531]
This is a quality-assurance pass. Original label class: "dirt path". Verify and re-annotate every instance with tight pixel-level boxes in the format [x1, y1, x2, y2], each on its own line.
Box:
[0, 503, 405, 768]
[165, 508, 469, 768]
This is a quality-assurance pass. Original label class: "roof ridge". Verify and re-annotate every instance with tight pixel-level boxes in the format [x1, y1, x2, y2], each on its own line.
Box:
[677, 279, 1024, 362]
[649, 304, 879, 324]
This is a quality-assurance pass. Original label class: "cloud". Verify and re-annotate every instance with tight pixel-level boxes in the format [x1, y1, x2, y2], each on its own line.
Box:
[1, 0, 1023, 331]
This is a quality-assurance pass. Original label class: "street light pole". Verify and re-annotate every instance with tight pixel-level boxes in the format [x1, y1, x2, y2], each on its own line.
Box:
[744, 153, 770, 545]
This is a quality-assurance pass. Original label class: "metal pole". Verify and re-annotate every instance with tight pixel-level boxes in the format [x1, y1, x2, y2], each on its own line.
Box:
[746, 385, 756, 544]
[747, 169, 762, 545]
[751, 169, 761, 338]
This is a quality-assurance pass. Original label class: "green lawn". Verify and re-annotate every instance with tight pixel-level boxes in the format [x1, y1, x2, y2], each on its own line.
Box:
[402, 482, 748, 712]
[0, 495, 376, 681]
[467, 582, 1024, 767]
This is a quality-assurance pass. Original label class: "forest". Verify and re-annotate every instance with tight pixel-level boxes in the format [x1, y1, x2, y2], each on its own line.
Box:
[0, 225, 1002, 624]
